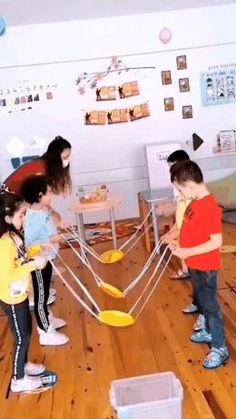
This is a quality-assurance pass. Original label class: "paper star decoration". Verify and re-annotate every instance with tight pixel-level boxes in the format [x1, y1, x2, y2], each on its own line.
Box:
[5, 137, 26, 157]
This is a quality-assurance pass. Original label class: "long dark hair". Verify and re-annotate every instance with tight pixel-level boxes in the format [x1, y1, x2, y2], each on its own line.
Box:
[0, 192, 24, 239]
[43, 135, 72, 194]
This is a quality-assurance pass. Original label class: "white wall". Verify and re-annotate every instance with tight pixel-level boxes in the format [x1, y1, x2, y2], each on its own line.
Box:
[1, 4, 236, 223]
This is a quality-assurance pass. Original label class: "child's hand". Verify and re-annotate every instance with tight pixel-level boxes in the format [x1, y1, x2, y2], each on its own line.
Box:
[169, 244, 191, 259]
[33, 256, 47, 270]
[59, 221, 70, 230]
[50, 233, 64, 244]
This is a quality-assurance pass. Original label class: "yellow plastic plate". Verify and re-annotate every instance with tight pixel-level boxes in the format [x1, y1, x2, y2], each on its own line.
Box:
[28, 245, 43, 258]
[98, 310, 135, 327]
[100, 249, 124, 264]
[99, 282, 125, 299]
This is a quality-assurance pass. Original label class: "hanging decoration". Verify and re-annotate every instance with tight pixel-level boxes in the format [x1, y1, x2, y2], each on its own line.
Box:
[159, 27, 172, 44]
[76, 57, 155, 95]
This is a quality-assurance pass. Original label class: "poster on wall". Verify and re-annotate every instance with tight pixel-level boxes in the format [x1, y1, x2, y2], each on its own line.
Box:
[200, 69, 236, 106]
[0, 82, 58, 116]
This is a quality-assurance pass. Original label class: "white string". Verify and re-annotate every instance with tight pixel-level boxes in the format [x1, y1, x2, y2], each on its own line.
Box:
[66, 227, 102, 262]
[123, 241, 162, 294]
[118, 208, 153, 251]
[134, 253, 172, 319]
[62, 237, 102, 286]
[129, 246, 171, 314]
[54, 249, 101, 312]
[50, 260, 100, 320]
[121, 223, 152, 256]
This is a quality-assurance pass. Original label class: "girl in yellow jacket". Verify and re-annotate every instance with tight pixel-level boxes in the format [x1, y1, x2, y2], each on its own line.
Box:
[0, 192, 48, 393]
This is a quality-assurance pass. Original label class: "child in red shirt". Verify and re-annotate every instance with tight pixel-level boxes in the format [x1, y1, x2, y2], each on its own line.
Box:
[170, 160, 229, 369]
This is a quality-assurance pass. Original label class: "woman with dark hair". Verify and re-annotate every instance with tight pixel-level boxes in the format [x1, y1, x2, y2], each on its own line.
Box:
[3, 135, 72, 196]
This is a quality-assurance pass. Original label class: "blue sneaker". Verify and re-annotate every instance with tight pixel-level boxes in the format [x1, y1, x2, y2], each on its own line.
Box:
[182, 303, 198, 314]
[203, 346, 229, 369]
[191, 329, 212, 343]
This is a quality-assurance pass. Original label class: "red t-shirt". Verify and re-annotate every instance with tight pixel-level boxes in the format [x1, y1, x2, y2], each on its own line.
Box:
[179, 194, 222, 271]
[4, 159, 46, 195]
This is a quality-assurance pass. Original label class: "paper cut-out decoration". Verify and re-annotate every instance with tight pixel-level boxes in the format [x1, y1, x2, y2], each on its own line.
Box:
[0, 16, 6, 36]
[186, 133, 204, 151]
[159, 27, 172, 44]
[6, 137, 26, 157]
[28, 136, 46, 150]
[11, 155, 39, 170]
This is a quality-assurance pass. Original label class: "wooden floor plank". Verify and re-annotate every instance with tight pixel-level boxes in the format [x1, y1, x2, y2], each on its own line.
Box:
[1, 226, 236, 418]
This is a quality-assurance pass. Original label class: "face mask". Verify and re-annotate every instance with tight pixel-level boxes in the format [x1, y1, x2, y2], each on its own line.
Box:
[62, 159, 69, 168]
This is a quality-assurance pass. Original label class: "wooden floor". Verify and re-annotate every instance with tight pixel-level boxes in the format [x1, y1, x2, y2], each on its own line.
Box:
[1, 223, 236, 418]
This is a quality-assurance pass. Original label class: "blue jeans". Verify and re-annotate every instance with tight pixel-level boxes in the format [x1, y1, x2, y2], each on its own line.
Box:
[189, 269, 225, 349]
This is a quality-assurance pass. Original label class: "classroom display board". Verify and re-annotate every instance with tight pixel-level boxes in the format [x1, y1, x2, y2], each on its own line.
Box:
[145, 143, 181, 192]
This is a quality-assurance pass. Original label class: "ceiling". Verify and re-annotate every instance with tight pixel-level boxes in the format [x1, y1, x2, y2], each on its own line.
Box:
[1, 0, 236, 26]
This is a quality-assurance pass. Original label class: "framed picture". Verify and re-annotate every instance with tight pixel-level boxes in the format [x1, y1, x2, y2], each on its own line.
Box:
[179, 78, 190, 92]
[182, 105, 193, 119]
[161, 70, 172, 85]
[164, 97, 174, 111]
[176, 55, 187, 70]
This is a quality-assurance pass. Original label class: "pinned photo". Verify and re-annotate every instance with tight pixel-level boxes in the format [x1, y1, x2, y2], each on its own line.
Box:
[107, 108, 128, 124]
[182, 105, 193, 119]
[179, 78, 190, 92]
[161, 71, 172, 85]
[129, 103, 150, 121]
[84, 111, 106, 125]
[118, 81, 140, 99]
[176, 55, 187, 70]
[164, 97, 174, 111]
[96, 86, 116, 101]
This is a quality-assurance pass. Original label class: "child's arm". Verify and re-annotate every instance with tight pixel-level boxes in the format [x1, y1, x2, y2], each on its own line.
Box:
[171, 233, 222, 259]
[0, 237, 36, 282]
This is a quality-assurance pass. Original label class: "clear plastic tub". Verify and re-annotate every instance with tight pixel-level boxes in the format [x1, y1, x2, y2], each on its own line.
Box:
[109, 371, 183, 419]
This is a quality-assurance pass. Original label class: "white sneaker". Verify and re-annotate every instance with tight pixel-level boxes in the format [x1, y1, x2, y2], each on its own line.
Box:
[37, 325, 69, 346]
[49, 288, 56, 297]
[24, 361, 46, 376]
[29, 292, 56, 309]
[194, 314, 205, 332]
[11, 375, 42, 393]
[48, 311, 67, 329]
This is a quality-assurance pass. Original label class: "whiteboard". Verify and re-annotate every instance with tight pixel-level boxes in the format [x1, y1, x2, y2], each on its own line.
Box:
[145, 142, 181, 191]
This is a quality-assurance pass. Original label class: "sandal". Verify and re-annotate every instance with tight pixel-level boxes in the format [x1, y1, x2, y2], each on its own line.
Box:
[170, 269, 190, 279]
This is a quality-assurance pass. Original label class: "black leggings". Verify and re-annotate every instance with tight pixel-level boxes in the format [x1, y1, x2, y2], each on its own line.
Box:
[2, 299, 32, 379]
[31, 261, 52, 332]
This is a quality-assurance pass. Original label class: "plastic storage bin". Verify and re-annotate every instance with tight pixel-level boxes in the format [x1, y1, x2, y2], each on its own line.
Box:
[109, 371, 183, 419]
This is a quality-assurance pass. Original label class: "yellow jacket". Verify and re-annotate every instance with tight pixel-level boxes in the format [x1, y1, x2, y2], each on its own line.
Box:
[0, 235, 35, 305]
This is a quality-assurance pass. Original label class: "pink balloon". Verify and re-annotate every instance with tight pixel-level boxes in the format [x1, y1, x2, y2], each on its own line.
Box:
[159, 27, 172, 44]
